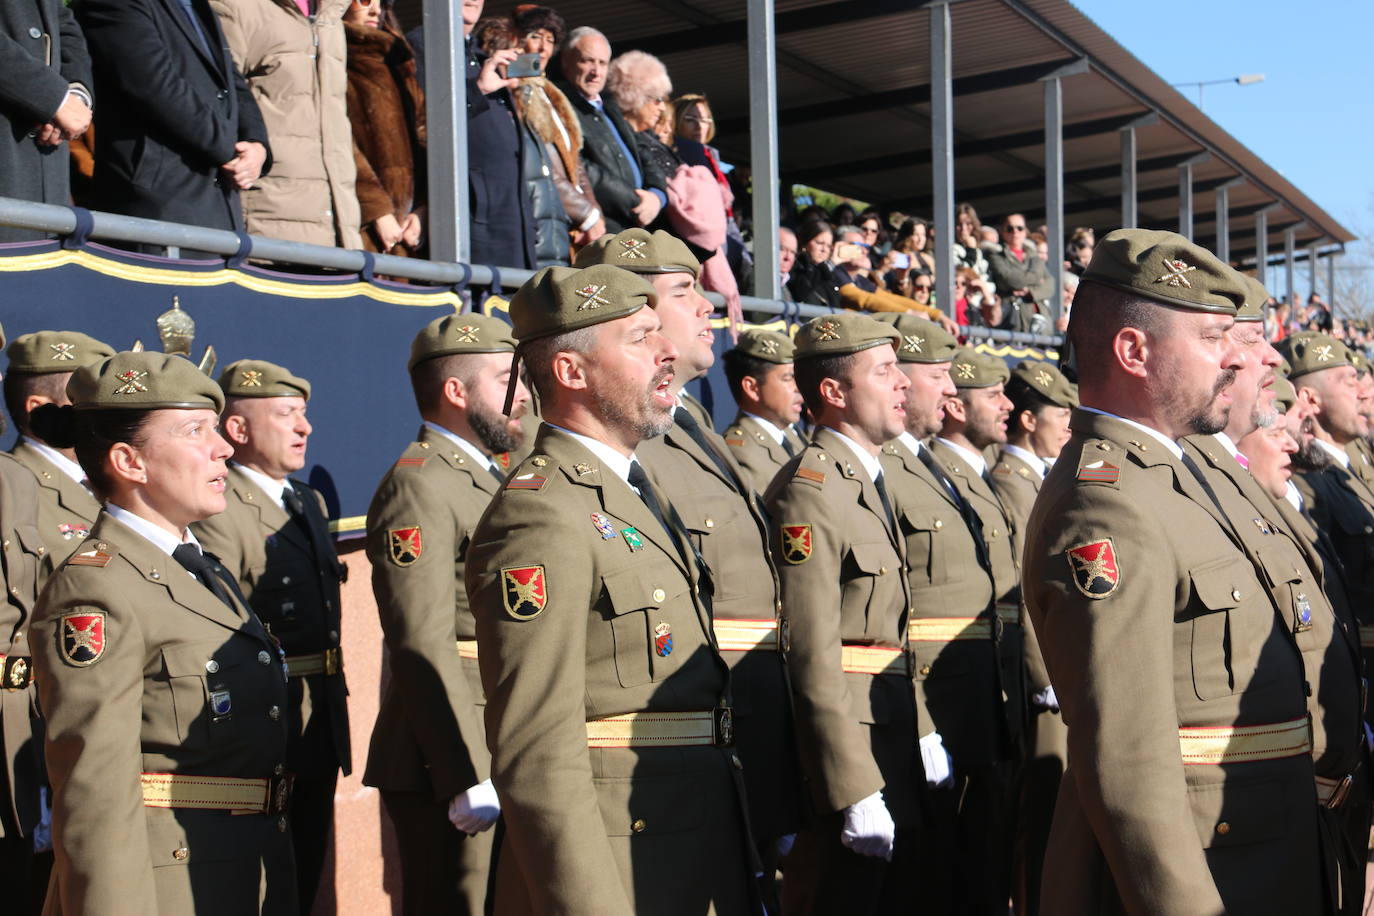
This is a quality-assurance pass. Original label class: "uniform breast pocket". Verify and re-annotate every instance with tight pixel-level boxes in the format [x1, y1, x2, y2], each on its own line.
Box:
[250, 565, 308, 628]
[601, 564, 687, 688]
[900, 506, 963, 586]
[845, 541, 902, 638]
[1186, 557, 1261, 701]
[161, 641, 246, 746]
[680, 494, 745, 595]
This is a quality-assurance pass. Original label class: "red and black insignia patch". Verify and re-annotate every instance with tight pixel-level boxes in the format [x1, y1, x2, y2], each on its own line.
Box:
[1065, 539, 1119, 599]
[60, 612, 106, 666]
[781, 524, 813, 564]
[505, 473, 547, 491]
[395, 457, 427, 468]
[494, 452, 512, 470]
[502, 566, 547, 620]
[387, 526, 423, 566]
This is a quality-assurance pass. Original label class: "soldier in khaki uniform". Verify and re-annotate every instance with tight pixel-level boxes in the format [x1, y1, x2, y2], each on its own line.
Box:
[1023, 230, 1323, 914]
[191, 359, 349, 913]
[466, 264, 755, 915]
[577, 229, 803, 878]
[721, 329, 806, 495]
[364, 314, 533, 915]
[764, 313, 921, 914]
[4, 331, 114, 567]
[30, 352, 296, 915]
[988, 359, 1076, 916]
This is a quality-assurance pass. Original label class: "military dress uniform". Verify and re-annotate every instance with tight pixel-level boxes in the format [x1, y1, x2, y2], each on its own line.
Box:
[466, 264, 755, 915]
[764, 315, 921, 915]
[191, 359, 349, 913]
[30, 353, 296, 916]
[1023, 232, 1323, 915]
[363, 315, 518, 915]
[721, 329, 807, 496]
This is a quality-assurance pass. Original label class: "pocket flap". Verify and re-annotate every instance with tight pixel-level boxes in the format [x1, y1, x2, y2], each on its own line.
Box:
[161, 641, 226, 678]
[1189, 557, 1255, 611]
[602, 564, 686, 616]
[1188, 778, 1287, 849]
[901, 506, 956, 534]
[679, 493, 741, 535]
[848, 541, 896, 575]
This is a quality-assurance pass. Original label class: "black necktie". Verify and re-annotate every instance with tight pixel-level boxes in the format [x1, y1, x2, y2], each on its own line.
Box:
[779, 433, 797, 458]
[981, 468, 996, 491]
[487, 463, 507, 484]
[173, 543, 238, 611]
[1179, 451, 1243, 544]
[628, 460, 689, 564]
[676, 409, 744, 491]
[873, 472, 897, 536]
[916, 445, 992, 574]
[281, 483, 325, 560]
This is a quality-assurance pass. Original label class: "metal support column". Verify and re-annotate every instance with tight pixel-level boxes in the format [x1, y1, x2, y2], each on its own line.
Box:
[1307, 243, 1319, 299]
[1178, 162, 1193, 240]
[1284, 226, 1296, 304]
[747, 0, 780, 301]
[930, 2, 954, 316]
[1328, 250, 1337, 306]
[423, 0, 468, 263]
[1120, 127, 1137, 229]
[1253, 204, 1279, 290]
[1215, 185, 1228, 262]
[1044, 76, 1064, 319]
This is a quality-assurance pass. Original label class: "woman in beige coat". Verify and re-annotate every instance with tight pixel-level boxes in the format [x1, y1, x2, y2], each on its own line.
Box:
[209, 0, 363, 249]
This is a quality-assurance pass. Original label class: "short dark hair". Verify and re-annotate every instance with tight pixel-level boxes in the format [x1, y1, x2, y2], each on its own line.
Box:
[794, 353, 856, 417]
[722, 349, 775, 402]
[409, 353, 473, 415]
[1066, 280, 1165, 387]
[511, 4, 565, 45]
[3, 371, 68, 434]
[31, 403, 154, 498]
[1006, 376, 1057, 435]
[521, 326, 599, 408]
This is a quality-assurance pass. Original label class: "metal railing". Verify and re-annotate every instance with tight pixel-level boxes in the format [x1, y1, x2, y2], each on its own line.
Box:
[0, 196, 1064, 348]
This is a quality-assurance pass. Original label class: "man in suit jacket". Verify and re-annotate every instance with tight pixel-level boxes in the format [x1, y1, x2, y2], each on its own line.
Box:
[190, 359, 348, 914]
[0, 0, 92, 242]
[721, 329, 806, 495]
[76, 0, 270, 246]
[558, 26, 665, 233]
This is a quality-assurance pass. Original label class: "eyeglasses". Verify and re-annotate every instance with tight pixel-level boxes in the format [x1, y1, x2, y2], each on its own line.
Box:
[682, 114, 714, 125]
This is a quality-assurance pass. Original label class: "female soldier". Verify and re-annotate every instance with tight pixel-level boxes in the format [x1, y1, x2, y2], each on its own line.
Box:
[30, 352, 296, 915]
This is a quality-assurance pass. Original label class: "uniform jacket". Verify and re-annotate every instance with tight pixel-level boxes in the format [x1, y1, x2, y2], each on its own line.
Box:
[881, 436, 1006, 768]
[191, 466, 350, 774]
[363, 424, 496, 799]
[556, 81, 666, 233]
[77, 0, 272, 234]
[639, 409, 803, 839]
[466, 40, 535, 269]
[32, 512, 296, 915]
[723, 412, 804, 496]
[10, 440, 100, 573]
[988, 446, 1055, 702]
[209, 0, 362, 248]
[1023, 411, 1321, 915]
[764, 427, 921, 826]
[0, 454, 46, 839]
[467, 426, 752, 915]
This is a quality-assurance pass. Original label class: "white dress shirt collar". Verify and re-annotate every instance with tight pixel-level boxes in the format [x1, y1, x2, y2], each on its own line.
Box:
[22, 436, 86, 485]
[544, 422, 635, 485]
[105, 502, 201, 559]
[1313, 437, 1352, 468]
[936, 437, 988, 477]
[823, 427, 882, 482]
[1002, 443, 1046, 479]
[743, 412, 786, 444]
[423, 420, 497, 473]
[1284, 480, 1304, 511]
[232, 462, 289, 512]
[1078, 406, 1184, 460]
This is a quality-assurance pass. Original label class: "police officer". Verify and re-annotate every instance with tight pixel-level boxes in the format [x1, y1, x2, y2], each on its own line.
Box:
[1022, 229, 1322, 913]
[466, 264, 755, 914]
[765, 312, 921, 914]
[364, 313, 532, 915]
[191, 359, 349, 914]
[30, 352, 296, 914]
[5, 330, 114, 566]
[721, 329, 806, 494]
[577, 228, 803, 876]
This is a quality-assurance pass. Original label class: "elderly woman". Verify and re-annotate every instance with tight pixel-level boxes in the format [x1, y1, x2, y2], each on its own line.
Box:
[606, 50, 677, 180]
[672, 92, 752, 286]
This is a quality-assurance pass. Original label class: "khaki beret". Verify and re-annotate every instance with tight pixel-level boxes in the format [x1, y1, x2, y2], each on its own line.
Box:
[871, 313, 958, 363]
[1271, 374, 1298, 413]
[69, 352, 224, 413]
[794, 313, 899, 360]
[1351, 351, 1371, 376]
[730, 329, 794, 364]
[1083, 229, 1243, 314]
[573, 228, 701, 278]
[509, 264, 657, 343]
[1011, 360, 1078, 407]
[1277, 333, 1354, 379]
[409, 312, 516, 370]
[950, 347, 1011, 388]
[7, 331, 116, 374]
[1234, 272, 1269, 322]
[217, 359, 311, 400]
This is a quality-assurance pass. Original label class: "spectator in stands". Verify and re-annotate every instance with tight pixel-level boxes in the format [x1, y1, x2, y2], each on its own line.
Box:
[797, 203, 829, 226]
[858, 211, 888, 268]
[1057, 269, 1077, 333]
[472, 16, 566, 267]
[0, 0, 92, 243]
[1028, 228, 1050, 263]
[831, 202, 857, 229]
[607, 51, 674, 180]
[954, 202, 991, 282]
[1066, 227, 1094, 275]
[892, 217, 936, 278]
[558, 26, 665, 233]
[985, 212, 1054, 334]
[78, 0, 269, 252]
[510, 4, 603, 251]
[953, 265, 1001, 328]
[778, 226, 797, 301]
[787, 220, 836, 307]
[977, 225, 1000, 248]
[211, 0, 361, 249]
[673, 92, 752, 286]
[344, 0, 425, 257]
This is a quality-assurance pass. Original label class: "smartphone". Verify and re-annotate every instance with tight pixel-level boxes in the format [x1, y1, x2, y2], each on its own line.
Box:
[834, 242, 866, 263]
[890, 252, 910, 269]
[506, 53, 542, 79]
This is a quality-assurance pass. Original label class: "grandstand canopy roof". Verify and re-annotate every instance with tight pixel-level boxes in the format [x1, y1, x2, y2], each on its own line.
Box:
[396, 0, 1354, 267]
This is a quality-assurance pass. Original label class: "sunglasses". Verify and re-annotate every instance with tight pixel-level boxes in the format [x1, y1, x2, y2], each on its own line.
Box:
[1004, 225, 1027, 232]
[913, 284, 932, 292]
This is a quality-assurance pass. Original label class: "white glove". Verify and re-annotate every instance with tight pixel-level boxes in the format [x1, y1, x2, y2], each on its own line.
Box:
[448, 779, 501, 835]
[776, 833, 796, 858]
[920, 731, 955, 789]
[840, 791, 895, 861]
[1032, 685, 1060, 712]
[32, 786, 52, 853]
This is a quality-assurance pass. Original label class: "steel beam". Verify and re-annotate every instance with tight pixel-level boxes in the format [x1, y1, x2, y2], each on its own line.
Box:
[1284, 226, 1296, 303]
[1328, 251, 1337, 307]
[1121, 128, 1137, 229]
[1044, 76, 1064, 318]
[1308, 243, 1319, 299]
[930, 2, 954, 316]
[422, 0, 467, 263]
[1214, 186, 1228, 262]
[746, 0, 780, 300]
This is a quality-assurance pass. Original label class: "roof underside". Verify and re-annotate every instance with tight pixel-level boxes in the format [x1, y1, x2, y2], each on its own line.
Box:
[394, 0, 1354, 264]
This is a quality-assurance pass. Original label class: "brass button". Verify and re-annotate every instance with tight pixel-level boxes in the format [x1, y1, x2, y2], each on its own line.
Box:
[1, 539, 8, 549]
[651, 588, 666, 603]
[268, 705, 281, 721]
[1096, 443, 1111, 451]
[258, 650, 272, 665]
[150, 569, 161, 580]
[817, 452, 827, 460]
[933, 520, 943, 530]
[704, 518, 715, 529]
[991, 529, 1000, 538]
[205, 660, 219, 674]
[278, 817, 288, 832]
[1215, 822, 1230, 836]
[418, 442, 430, 449]
[532, 456, 548, 467]
[172, 847, 189, 861]
[631, 818, 646, 834]
[919, 665, 932, 676]
[9, 586, 17, 595]
[35, 546, 44, 556]
[1230, 588, 1242, 602]
[878, 566, 887, 576]
[453, 454, 463, 463]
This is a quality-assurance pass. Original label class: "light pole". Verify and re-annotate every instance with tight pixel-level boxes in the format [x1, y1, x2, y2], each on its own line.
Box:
[1170, 74, 1265, 111]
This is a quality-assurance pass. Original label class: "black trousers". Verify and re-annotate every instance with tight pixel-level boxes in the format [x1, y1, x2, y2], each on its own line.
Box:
[381, 789, 494, 916]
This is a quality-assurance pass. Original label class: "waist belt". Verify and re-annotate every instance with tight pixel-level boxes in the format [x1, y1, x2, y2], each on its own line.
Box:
[1360, 625, 1374, 650]
[456, 639, 479, 660]
[713, 619, 781, 652]
[586, 708, 734, 748]
[1177, 717, 1312, 765]
[1316, 774, 1354, 809]
[0, 654, 33, 690]
[907, 606, 1020, 643]
[284, 647, 342, 677]
[140, 772, 294, 815]
[840, 644, 908, 676]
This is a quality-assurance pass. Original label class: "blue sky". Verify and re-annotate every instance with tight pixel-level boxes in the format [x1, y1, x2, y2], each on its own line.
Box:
[1074, 0, 1373, 239]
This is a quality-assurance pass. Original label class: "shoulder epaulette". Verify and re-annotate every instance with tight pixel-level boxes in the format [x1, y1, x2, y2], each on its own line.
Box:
[1076, 441, 1121, 486]
[395, 456, 428, 468]
[795, 467, 826, 486]
[725, 437, 745, 447]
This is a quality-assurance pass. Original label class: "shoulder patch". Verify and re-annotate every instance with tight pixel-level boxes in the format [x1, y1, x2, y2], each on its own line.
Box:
[780, 524, 813, 564]
[67, 546, 112, 567]
[505, 473, 548, 491]
[387, 526, 422, 566]
[60, 612, 106, 665]
[502, 566, 548, 619]
[1076, 460, 1120, 485]
[795, 467, 826, 485]
[1066, 539, 1120, 598]
[395, 457, 427, 468]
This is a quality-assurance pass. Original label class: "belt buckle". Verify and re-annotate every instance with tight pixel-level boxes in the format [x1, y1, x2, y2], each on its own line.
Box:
[713, 706, 735, 748]
[1, 655, 32, 690]
[322, 646, 341, 676]
[267, 772, 295, 815]
[778, 618, 791, 654]
[1326, 774, 1354, 810]
[992, 614, 1005, 643]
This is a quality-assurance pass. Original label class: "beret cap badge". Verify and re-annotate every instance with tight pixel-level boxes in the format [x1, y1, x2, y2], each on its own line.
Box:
[50, 342, 76, 361]
[240, 369, 263, 387]
[576, 284, 611, 311]
[815, 320, 841, 342]
[1154, 258, 1197, 288]
[113, 369, 150, 395]
[619, 238, 648, 259]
